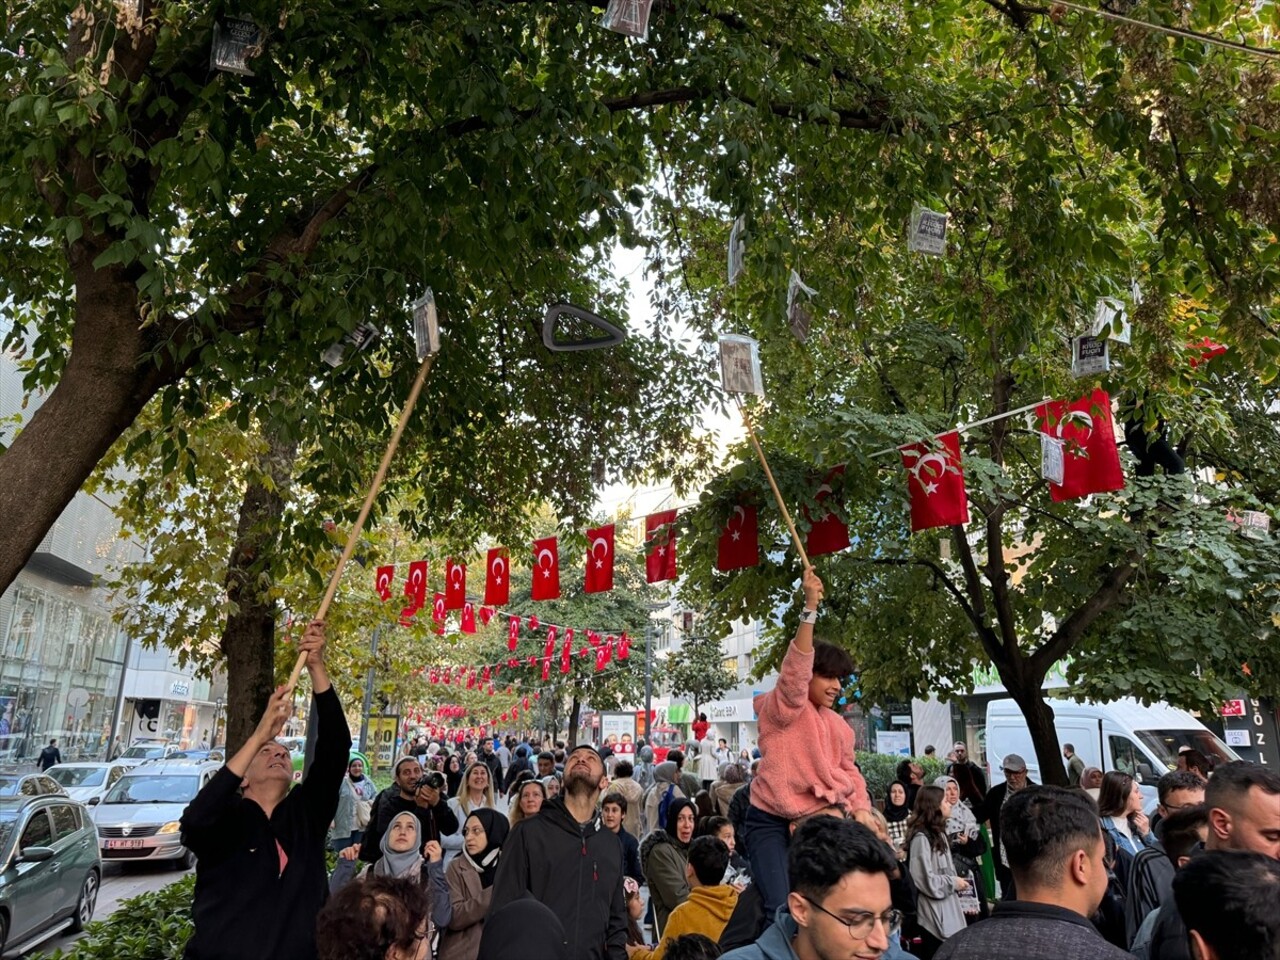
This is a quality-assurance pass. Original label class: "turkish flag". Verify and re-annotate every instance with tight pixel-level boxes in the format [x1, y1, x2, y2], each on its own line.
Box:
[401, 560, 428, 620]
[485, 548, 510, 607]
[444, 558, 466, 610]
[900, 431, 970, 531]
[560, 627, 574, 674]
[375, 565, 395, 601]
[531, 536, 561, 600]
[585, 524, 615, 594]
[805, 467, 850, 556]
[461, 602, 476, 634]
[1035, 389, 1125, 502]
[618, 632, 631, 659]
[431, 592, 446, 635]
[507, 616, 521, 651]
[717, 505, 758, 571]
[645, 510, 678, 583]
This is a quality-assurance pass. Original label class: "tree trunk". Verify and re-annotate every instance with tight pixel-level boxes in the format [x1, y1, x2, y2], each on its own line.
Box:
[221, 424, 298, 754]
[1007, 677, 1069, 787]
[568, 695, 582, 748]
[0, 265, 173, 596]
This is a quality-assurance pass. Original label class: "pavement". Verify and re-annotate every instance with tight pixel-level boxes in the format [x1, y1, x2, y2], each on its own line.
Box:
[15, 861, 192, 958]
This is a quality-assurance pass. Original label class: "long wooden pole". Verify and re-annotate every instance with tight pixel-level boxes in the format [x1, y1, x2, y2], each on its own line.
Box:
[286, 354, 435, 691]
[736, 398, 812, 570]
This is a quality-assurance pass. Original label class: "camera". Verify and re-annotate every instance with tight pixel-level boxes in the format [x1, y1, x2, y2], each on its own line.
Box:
[416, 771, 445, 791]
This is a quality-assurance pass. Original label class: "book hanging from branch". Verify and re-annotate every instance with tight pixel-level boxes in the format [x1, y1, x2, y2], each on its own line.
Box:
[411, 288, 441, 360]
[1091, 296, 1131, 345]
[786, 270, 817, 343]
[322, 322, 381, 368]
[601, 0, 654, 39]
[210, 17, 264, 76]
[1040, 433, 1065, 484]
[1071, 334, 1110, 378]
[719, 334, 764, 396]
[728, 215, 747, 285]
[908, 203, 948, 256]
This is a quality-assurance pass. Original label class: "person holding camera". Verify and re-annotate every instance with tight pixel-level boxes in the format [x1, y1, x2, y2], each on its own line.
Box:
[357, 758, 459, 865]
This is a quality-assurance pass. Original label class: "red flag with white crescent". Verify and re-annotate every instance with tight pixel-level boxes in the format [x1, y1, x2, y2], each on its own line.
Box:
[716, 505, 758, 571]
[584, 524, 615, 594]
[507, 616, 521, 651]
[444, 558, 466, 611]
[375, 565, 395, 601]
[900, 431, 970, 532]
[432, 593, 446, 636]
[485, 548, 510, 607]
[560, 628, 574, 674]
[645, 510, 678, 583]
[461, 602, 476, 634]
[1034, 389, 1125, 502]
[542, 626, 557, 680]
[805, 467, 851, 556]
[401, 560, 427, 620]
[618, 632, 631, 659]
[531, 537, 561, 601]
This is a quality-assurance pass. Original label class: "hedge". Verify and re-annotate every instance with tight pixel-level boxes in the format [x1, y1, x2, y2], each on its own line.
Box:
[859, 753, 948, 805]
[40, 875, 195, 960]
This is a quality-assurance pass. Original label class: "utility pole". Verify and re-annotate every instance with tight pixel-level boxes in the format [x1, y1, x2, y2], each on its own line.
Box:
[358, 623, 384, 753]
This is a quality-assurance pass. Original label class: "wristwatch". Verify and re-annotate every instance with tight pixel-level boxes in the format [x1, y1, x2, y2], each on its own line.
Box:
[799, 607, 819, 625]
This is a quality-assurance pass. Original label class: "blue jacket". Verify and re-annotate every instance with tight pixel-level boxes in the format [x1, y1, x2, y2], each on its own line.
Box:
[720, 907, 912, 960]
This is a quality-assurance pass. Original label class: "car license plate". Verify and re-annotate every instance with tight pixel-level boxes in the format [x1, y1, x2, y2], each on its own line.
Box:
[105, 839, 145, 850]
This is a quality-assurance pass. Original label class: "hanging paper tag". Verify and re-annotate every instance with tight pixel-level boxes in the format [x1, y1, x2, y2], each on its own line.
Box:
[600, 0, 654, 39]
[1228, 510, 1271, 539]
[1092, 297, 1131, 345]
[322, 322, 381, 368]
[728, 215, 746, 285]
[411, 289, 440, 360]
[908, 204, 948, 256]
[718, 333, 764, 396]
[786, 270, 817, 343]
[1071, 335, 1110, 377]
[1040, 434, 1065, 485]
[210, 18, 263, 76]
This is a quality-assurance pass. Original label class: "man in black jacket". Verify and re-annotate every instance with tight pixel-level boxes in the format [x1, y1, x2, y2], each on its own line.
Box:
[358, 758, 458, 864]
[978, 754, 1035, 900]
[490, 743, 626, 960]
[180, 620, 350, 960]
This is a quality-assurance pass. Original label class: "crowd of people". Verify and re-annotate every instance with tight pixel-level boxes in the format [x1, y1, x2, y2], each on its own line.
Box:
[178, 581, 1280, 960]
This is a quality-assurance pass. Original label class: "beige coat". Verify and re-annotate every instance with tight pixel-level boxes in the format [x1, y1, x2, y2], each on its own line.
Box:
[437, 857, 492, 960]
[607, 776, 645, 838]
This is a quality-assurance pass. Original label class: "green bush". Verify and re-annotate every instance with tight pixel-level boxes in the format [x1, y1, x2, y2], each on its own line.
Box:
[859, 753, 948, 804]
[40, 875, 194, 960]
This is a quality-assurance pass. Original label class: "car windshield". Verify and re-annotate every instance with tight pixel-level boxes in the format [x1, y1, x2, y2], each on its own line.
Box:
[0, 778, 23, 797]
[47, 767, 106, 787]
[1136, 729, 1240, 772]
[103, 775, 199, 804]
[121, 746, 165, 759]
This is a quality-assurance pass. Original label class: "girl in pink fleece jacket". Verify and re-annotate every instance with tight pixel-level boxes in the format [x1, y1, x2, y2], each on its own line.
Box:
[743, 568, 870, 920]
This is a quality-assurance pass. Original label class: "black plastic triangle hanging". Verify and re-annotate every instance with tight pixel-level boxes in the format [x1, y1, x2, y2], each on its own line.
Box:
[542, 303, 627, 352]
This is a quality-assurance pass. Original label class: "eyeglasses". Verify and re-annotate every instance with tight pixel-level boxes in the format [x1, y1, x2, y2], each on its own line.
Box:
[801, 895, 902, 940]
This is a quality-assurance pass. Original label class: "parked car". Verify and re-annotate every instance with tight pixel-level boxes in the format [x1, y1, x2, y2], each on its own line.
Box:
[90, 760, 219, 868]
[166, 750, 224, 764]
[115, 741, 179, 767]
[0, 794, 101, 955]
[44, 762, 131, 806]
[0, 773, 65, 799]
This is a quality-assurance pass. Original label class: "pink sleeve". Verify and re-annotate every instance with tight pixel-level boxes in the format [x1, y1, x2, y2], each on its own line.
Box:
[772, 642, 814, 714]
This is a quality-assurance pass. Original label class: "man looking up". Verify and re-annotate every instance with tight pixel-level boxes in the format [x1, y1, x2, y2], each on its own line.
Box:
[359, 757, 458, 864]
[721, 815, 899, 960]
[490, 743, 627, 960]
[180, 620, 349, 960]
[937, 786, 1131, 960]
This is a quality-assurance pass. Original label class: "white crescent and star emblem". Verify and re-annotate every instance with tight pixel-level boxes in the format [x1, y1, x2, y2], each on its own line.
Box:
[491, 555, 506, 586]
[905, 451, 951, 496]
[537, 548, 555, 578]
[433, 597, 445, 618]
[727, 506, 747, 541]
[450, 563, 463, 586]
[1056, 410, 1094, 443]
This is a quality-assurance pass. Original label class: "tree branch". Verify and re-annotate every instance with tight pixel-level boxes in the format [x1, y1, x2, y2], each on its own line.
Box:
[864, 556, 985, 637]
[1030, 548, 1141, 672]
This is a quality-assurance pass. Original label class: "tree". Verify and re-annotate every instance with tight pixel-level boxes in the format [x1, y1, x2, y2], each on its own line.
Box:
[665, 632, 735, 723]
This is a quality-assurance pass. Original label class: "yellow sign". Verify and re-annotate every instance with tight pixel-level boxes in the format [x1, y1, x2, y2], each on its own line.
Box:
[368, 716, 400, 774]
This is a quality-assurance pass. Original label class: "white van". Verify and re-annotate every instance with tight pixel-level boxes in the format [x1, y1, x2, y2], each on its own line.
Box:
[984, 697, 1239, 813]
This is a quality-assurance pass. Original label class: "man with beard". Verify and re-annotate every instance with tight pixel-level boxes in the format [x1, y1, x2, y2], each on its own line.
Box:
[490, 743, 627, 960]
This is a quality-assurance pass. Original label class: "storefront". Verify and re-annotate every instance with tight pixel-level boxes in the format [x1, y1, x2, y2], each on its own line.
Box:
[0, 576, 128, 762]
[700, 698, 758, 753]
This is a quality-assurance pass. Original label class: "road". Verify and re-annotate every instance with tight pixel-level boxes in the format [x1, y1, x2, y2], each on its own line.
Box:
[16, 861, 192, 958]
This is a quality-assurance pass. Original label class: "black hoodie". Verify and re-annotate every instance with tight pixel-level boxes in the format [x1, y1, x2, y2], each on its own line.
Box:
[488, 795, 626, 960]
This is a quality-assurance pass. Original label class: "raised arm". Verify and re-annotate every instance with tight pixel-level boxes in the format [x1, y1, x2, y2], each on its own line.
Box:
[291, 621, 353, 829]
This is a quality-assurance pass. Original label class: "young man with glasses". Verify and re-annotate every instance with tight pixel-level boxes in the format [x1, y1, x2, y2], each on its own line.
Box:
[935, 786, 1133, 960]
[721, 815, 908, 960]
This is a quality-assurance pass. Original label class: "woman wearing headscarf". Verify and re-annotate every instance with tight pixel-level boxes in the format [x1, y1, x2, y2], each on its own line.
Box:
[330, 811, 452, 939]
[443, 762, 497, 864]
[642, 760, 686, 838]
[331, 757, 377, 852]
[438, 809, 509, 960]
[933, 775, 988, 920]
[444, 754, 464, 797]
[882, 781, 912, 858]
[710, 763, 744, 817]
[640, 797, 696, 937]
